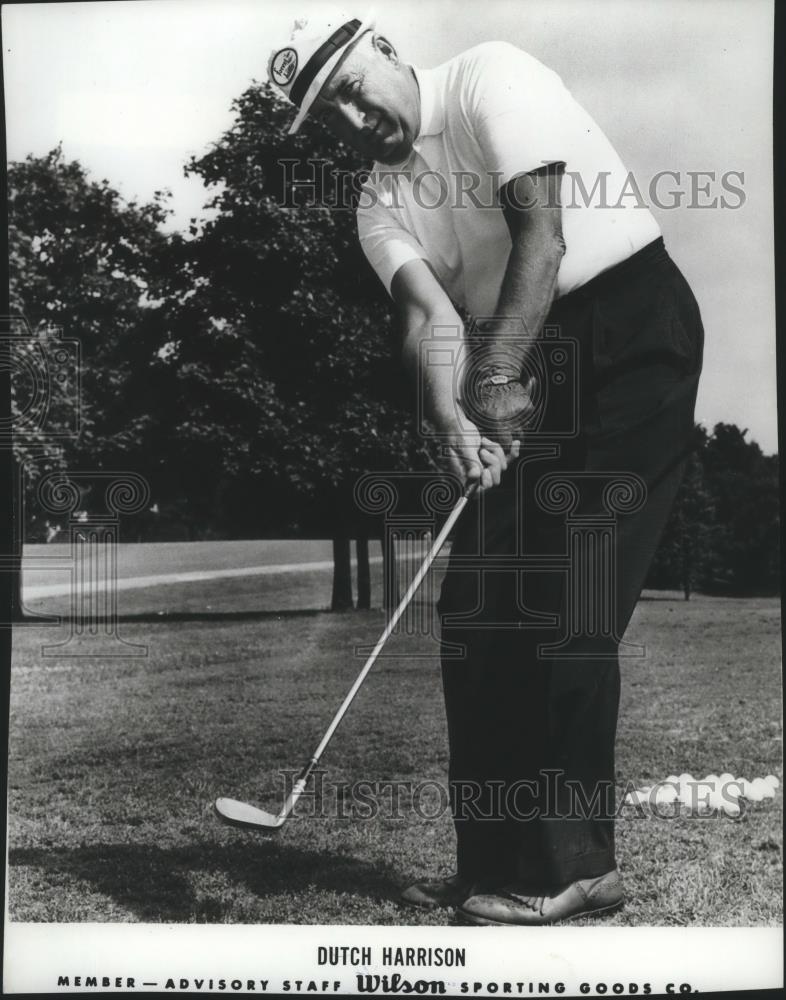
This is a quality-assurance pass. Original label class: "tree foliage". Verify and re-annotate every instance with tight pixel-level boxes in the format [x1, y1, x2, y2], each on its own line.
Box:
[701, 423, 780, 593]
[8, 145, 171, 537]
[151, 82, 432, 537]
[646, 423, 780, 596]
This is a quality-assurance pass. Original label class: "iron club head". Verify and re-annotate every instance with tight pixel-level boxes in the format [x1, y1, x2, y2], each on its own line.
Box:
[214, 797, 286, 831]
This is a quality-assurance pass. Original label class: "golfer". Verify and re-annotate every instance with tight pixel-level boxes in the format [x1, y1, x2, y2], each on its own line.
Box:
[268, 10, 703, 925]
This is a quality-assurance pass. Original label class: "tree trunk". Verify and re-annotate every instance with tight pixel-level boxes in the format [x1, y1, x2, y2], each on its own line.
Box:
[10, 455, 23, 622]
[682, 535, 692, 601]
[382, 533, 399, 617]
[331, 536, 353, 611]
[356, 536, 370, 610]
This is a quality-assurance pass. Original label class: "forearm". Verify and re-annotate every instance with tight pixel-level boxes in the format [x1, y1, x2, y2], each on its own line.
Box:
[391, 258, 520, 486]
[479, 229, 564, 376]
[401, 313, 466, 425]
[494, 233, 563, 360]
[476, 166, 566, 377]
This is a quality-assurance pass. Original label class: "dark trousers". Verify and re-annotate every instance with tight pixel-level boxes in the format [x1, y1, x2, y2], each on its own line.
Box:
[438, 238, 704, 889]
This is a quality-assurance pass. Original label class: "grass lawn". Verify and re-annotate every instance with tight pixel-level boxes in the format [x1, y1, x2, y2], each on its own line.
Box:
[7, 566, 783, 926]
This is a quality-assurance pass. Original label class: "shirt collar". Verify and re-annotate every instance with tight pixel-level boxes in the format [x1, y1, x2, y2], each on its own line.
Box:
[411, 65, 445, 147]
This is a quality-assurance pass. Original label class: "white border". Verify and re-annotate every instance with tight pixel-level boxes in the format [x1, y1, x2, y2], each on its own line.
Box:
[3, 923, 784, 995]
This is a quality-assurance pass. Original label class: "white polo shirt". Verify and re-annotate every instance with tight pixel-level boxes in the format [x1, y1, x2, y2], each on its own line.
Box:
[356, 41, 661, 316]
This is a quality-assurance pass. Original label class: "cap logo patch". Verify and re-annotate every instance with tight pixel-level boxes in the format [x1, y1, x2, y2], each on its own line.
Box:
[271, 47, 298, 87]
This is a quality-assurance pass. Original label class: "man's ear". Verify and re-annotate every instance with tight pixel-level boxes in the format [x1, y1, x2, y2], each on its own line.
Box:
[373, 34, 398, 62]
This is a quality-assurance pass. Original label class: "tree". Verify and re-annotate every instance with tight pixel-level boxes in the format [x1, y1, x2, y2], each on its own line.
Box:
[356, 536, 371, 610]
[648, 422, 780, 597]
[331, 538, 353, 611]
[658, 446, 716, 600]
[701, 423, 780, 594]
[8, 146, 171, 538]
[151, 83, 436, 599]
[645, 424, 715, 598]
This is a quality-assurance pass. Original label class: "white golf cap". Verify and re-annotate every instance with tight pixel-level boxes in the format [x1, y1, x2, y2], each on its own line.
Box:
[267, 8, 376, 135]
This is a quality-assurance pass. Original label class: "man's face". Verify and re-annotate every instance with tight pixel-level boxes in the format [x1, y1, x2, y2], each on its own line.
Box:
[309, 33, 420, 164]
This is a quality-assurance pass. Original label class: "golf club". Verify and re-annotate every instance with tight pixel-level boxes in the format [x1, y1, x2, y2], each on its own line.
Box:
[214, 478, 480, 831]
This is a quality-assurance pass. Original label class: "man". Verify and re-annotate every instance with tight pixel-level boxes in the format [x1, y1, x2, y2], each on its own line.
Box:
[267, 10, 703, 925]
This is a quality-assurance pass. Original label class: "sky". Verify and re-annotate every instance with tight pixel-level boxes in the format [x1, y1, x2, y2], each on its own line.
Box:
[3, 0, 778, 453]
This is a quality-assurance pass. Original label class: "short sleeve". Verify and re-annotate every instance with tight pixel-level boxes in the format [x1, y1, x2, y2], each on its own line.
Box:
[465, 42, 572, 189]
[356, 196, 430, 298]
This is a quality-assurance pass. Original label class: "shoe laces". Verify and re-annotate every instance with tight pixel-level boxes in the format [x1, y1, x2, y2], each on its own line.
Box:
[501, 888, 547, 914]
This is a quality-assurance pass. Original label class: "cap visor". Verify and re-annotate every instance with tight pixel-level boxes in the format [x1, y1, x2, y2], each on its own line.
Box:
[287, 10, 375, 134]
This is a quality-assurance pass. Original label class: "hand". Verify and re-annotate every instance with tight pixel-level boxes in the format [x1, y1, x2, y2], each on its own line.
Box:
[435, 408, 521, 493]
[468, 372, 538, 450]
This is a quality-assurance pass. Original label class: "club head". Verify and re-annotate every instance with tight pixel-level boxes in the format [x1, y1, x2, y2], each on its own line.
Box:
[214, 797, 285, 831]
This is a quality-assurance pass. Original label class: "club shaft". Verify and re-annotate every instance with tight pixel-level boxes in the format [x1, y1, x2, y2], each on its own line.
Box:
[276, 483, 476, 821]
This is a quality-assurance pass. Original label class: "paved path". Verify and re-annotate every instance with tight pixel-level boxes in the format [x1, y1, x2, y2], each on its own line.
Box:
[22, 556, 387, 600]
